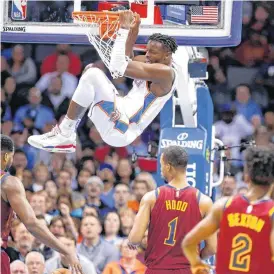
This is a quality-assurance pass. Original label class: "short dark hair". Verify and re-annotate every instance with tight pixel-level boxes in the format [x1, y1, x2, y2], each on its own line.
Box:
[1, 134, 14, 153]
[148, 33, 178, 53]
[162, 146, 188, 169]
[245, 146, 274, 186]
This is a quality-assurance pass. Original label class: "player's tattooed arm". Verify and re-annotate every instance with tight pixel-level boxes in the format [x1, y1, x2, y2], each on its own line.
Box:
[182, 197, 227, 268]
[128, 191, 155, 246]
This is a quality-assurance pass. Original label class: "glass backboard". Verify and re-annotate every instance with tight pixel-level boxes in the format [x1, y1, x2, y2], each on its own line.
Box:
[1, 0, 242, 46]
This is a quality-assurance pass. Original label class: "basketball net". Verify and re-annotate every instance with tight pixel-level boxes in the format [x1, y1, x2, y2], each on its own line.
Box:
[73, 11, 122, 78]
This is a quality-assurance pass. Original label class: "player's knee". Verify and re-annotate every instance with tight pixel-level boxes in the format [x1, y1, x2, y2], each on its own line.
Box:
[83, 67, 104, 78]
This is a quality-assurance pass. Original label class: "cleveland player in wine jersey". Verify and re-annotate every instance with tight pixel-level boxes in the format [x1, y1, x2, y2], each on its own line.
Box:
[183, 146, 274, 274]
[0, 135, 83, 274]
[128, 145, 217, 274]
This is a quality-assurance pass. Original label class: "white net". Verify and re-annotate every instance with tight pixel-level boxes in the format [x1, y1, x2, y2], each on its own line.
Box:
[73, 12, 122, 78]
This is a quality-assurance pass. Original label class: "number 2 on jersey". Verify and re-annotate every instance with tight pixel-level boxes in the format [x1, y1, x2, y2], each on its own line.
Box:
[164, 217, 178, 246]
[229, 233, 252, 272]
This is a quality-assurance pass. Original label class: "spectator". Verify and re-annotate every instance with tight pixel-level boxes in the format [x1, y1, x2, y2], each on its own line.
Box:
[129, 179, 150, 212]
[77, 216, 120, 274]
[264, 110, 274, 142]
[10, 260, 29, 274]
[255, 45, 274, 99]
[9, 222, 34, 262]
[119, 208, 136, 237]
[115, 159, 134, 185]
[103, 212, 123, 248]
[97, 163, 116, 208]
[214, 104, 254, 172]
[113, 184, 131, 212]
[85, 176, 114, 217]
[1, 88, 13, 135]
[10, 129, 37, 170]
[29, 191, 52, 224]
[44, 180, 58, 200]
[134, 172, 156, 191]
[36, 54, 78, 98]
[219, 176, 237, 198]
[2, 76, 19, 117]
[77, 169, 92, 193]
[10, 149, 28, 180]
[29, 164, 50, 192]
[25, 251, 45, 274]
[56, 169, 85, 209]
[41, 76, 70, 121]
[41, 44, 82, 76]
[82, 205, 100, 218]
[234, 30, 269, 67]
[49, 216, 66, 237]
[46, 234, 96, 274]
[8, 45, 37, 86]
[13, 87, 55, 132]
[103, 239, 146, 274]
[254, 125, 274, 148]
[234, 84, 263, 122]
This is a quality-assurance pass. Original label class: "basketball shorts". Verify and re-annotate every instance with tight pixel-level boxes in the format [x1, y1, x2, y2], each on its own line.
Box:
[1, 249, 11, 274]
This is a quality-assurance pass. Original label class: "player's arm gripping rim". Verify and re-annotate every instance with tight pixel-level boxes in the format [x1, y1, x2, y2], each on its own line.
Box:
[112, 11, 174, 90]
[182, 197, 228, 274]
[2, 175, 83, 274]
[125, 12, 141, 59]
[128, 191, 155, 248]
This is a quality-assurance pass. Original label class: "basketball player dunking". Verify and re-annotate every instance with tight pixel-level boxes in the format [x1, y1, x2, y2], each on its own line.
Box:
[28, 10, 179, 151]
[0, 135, 83, 274]
[127, 146, 217, 274]
[183, 147, 274, 274]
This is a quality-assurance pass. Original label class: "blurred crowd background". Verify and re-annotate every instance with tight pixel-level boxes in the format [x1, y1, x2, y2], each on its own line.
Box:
[1, 1, 274, 274]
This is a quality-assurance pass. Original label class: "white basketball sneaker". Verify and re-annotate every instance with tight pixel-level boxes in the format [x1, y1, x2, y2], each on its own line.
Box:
[28, 125, 76, 153]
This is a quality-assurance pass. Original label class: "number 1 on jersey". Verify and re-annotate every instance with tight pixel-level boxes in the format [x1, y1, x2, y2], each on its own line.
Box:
[164, 217, 178, 246]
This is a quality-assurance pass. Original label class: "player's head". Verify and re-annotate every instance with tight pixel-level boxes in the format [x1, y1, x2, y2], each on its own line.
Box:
[160, 145, 188, 182]
[244, 146, 274, 186]
[146, 33, 178, 65]
[1, 134, 15, 172]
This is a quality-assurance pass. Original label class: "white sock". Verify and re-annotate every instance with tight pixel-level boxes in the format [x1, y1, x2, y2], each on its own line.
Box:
[59, 115, 79, 136]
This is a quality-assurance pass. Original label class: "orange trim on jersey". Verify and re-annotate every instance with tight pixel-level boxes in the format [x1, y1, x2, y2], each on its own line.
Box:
[95, 101, 129, 135]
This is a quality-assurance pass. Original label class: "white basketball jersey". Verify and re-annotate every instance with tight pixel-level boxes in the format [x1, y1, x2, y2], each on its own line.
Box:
[91, 66, 178, 147]
[118, 66, 178, 134]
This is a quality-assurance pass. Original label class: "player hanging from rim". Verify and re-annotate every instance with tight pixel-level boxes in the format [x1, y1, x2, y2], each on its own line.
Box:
[127, 146, 217, 274]
[0, 134, 83, 274]
[28, 10, 179, 152]
[182, 146, 274, 274]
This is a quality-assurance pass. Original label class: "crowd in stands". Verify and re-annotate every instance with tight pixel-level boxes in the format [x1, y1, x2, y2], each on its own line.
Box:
[1, 1, 274, 274]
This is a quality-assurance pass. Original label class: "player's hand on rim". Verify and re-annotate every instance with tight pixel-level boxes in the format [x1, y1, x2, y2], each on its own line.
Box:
[119, 10, 135, 30]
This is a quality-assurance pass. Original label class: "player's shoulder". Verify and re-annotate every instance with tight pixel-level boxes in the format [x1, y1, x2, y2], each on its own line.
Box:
[142, 190, 157, 203]
[1, 174, 23, 191]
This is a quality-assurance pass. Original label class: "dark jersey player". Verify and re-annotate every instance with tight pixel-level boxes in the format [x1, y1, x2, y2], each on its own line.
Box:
[128, 145, 217, 274]
[0, 134, 83, 274]
[183, 146, 274, 274]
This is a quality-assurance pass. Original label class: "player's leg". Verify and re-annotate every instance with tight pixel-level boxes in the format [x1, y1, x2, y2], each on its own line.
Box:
[27, 67, 117, 152]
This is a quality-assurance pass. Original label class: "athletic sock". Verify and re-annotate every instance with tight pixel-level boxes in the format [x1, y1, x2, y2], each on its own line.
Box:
[59, 115, 79, 136]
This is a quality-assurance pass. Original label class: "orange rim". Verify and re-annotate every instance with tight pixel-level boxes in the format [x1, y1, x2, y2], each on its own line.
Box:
[72, 11, 120, 23]
[72, 11, 120, 40]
